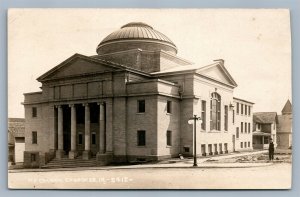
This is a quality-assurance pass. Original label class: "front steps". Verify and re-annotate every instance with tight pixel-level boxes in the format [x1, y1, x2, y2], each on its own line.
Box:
[42, 156, 97, 169]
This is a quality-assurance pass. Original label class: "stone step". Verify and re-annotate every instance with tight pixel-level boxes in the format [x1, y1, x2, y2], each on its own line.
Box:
[42, 157, 98, 169]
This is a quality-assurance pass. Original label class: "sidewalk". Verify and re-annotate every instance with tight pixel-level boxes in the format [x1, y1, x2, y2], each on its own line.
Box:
[9, 150, 270, 173]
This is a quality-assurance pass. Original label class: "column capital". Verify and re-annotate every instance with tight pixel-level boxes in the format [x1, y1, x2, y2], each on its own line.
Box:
[69, 104, 75, 107]
[82, 103, 89, 107]
[97, 101, 105, 105]
[55, 105, 62, 109]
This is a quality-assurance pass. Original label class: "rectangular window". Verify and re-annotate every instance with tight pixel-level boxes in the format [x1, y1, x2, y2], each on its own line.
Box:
[248, 106, 251, 116]
[184, 147, 190, 153]
[32, 107, 37, 117]
[245, 122, 247, 133]
[248, 141, 250, 147]
[241, 122, 243, 133]
[245, 104, 247, 115]
[201, 101, 206, 130]
[236, 127, 239, 138]
[258, 124, 261, 130]
[233, 110, 235, 124]
[31, 154, 36, 162]
[78, 133, 83, 145]
[32, 131, 37, 144]
[92, 132, 96, 145]
[167, 101, 172, 114]
[244, 142, 247, 148]
[241, 142, 243, 148]
[167, 130, 172, 146]
[241, 104, 244, 115]
[224, 143, 228, 152]
[248, 123, 251, 133]
[224, 105, 228, 131]
[137, 130, 146, 146]
[236, 103, 239, 114]
[137, 100, 145, 113]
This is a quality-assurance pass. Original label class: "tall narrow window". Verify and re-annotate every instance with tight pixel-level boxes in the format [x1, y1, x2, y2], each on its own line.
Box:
[241, 142, 243, 148]
[167, 101, 172, 114]
[248, 123, 251, 133]
[224, 105, 228, 131]
[241, 104, 244, 115]
[167, 130, 172, 146]
[210, 92, 221, 131]
[78, 133, 83, 145]
[248, 106, 251, 116]
[137, 100, 145, 113]
[92, 132, 96, 145]
[233, 110, 235, 124]
[236, 127, 239, 138]
[245, 122, 247, 133]
[201, 100, 206, 130]
[245, 104, 247, 115]
[236, 103, 239, 114]
[137, 130, 146, 146]
[241, 122, 243, 133]
[32, 107, 37, 118]
[32, 131, 37, 144]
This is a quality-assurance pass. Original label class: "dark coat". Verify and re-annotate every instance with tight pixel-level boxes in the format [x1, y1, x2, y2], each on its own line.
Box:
[269, 142, 274, 152]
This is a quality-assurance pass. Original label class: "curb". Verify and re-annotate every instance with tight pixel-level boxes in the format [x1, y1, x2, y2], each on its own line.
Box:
[8, 163, 274, 173]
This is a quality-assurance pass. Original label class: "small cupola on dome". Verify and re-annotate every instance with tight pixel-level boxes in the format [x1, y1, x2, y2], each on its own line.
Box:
[96, 22, 177, 55]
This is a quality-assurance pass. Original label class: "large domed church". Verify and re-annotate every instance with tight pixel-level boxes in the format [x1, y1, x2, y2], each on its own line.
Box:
[23, 22, 254, 168]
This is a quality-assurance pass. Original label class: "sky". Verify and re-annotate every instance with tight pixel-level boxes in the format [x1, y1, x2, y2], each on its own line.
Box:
[8, 9, 291, 118]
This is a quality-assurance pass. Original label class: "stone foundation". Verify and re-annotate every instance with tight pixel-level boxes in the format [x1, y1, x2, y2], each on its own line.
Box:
[82, 150, 91, 160]
[96, 153, 113, 166]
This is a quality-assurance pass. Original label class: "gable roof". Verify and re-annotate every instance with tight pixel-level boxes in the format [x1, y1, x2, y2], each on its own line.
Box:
[37, 53, 151, 82]
[253, 112, 278, 124]
[151, 61, 237, 87]
[281, 99, 292, 115]
[8, 118, 25, 138]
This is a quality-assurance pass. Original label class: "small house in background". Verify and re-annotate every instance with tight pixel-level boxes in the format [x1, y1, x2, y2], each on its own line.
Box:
[252, 112, 278, 149]
[277, 100, 292, 149]
[8, 118, 25, 164]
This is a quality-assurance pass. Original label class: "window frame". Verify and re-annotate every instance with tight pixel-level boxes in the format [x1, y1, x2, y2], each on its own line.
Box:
[210, 92, 221, 131]
[224, 105, 228, 131]
[167, 100, 172, 114]
[32, 131, 37, 144]
[201, 100, 206, 131]
[241, 122, 243, 133]
[78, 132, 83, 145]
[137, 100, 145, 113]
[137, 130, 146, 146]
[166, 130, 172, 146]
[91, 132, 96, 145]
[32, 107, 37, 118]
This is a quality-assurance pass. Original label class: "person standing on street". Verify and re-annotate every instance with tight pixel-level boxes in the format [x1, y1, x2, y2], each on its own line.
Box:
[269, 139, 275, 161]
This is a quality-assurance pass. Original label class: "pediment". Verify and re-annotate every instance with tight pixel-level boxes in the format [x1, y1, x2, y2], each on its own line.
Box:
[196, 63, 237, 87]
[37, 54, 121, 81]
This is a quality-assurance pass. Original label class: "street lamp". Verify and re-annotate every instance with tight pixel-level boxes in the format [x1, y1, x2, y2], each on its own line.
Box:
[188, 115, 202, 167]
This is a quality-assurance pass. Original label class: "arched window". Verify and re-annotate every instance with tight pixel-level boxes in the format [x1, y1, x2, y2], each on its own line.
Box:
[210, 92, 221, 130]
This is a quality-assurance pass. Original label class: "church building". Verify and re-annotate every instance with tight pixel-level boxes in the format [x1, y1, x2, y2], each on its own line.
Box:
[23, 22, 253, 168]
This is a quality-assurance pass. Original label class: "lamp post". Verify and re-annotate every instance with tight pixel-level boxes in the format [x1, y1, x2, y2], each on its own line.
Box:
[188, 115, 201, 167]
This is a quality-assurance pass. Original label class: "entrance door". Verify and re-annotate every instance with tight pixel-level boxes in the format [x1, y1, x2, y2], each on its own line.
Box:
[232, 135, 236, 152]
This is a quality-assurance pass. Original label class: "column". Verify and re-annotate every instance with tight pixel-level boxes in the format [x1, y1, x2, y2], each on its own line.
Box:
[56, 105, 64, 159]
[98, 102, 106, 154]
[82, 103, 91, 160]
[69, 104, 77, 159]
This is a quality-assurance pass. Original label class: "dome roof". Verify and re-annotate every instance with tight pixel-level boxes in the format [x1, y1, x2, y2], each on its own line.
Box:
[96, 22, 177, 55]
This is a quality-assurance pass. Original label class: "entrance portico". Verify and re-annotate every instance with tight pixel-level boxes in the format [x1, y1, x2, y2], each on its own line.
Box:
[55, 102, 107, 160]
